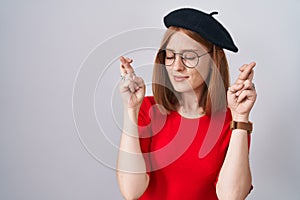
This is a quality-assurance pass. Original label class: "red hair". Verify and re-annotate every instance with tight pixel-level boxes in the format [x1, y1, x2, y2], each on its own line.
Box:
[152, 26, 230, 116]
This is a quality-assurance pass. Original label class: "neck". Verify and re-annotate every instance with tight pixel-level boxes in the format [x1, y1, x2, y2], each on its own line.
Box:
[178, 85, 205, 118]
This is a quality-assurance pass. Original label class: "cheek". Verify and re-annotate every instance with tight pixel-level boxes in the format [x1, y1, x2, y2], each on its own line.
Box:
[165, 67, 172, 78]
[189, 72, 205, 88]
[195, 58, 212, 81]
[193, 66, 211, 82]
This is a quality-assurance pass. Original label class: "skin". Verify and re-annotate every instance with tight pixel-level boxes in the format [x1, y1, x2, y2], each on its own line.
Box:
[117, 57, 148, 200]
[164, 32, 211, 117]
[117, 31, 257, 200]
[217, 62, 256, 200]
[165, 32, 211, 94]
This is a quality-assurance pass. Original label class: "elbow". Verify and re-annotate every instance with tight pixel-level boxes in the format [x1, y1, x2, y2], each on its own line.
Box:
[216, 179, 252, 200]
[117, 172, 149, 200]
[120, 191, 142, 200]
[120, 188, 145, 200]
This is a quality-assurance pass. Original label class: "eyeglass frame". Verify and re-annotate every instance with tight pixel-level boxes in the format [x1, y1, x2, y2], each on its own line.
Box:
[158, 49, 212, 69]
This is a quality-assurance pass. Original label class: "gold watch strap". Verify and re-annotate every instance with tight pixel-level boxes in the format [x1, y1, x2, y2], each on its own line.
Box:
[230, 121, 253, 134]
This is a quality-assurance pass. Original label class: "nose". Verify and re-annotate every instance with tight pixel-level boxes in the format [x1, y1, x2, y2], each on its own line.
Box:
[172, 55, 185, 71]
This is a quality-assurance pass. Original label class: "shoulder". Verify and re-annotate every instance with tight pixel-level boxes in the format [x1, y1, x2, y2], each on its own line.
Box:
[138, 96, 156, 123]
[139, 96, 169, 123]
[206, 108, 232, 124]
[139, 96, 156, 112]
[142, 96, 156, 105]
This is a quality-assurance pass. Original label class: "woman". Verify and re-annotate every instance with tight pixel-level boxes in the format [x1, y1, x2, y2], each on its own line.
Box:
[117, 8, 256, 200]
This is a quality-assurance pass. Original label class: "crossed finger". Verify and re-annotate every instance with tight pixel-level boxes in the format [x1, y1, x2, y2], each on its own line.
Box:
[120, 56, 134, 76]
[228, 83, 243, 95]
[237, 62, 256, 83]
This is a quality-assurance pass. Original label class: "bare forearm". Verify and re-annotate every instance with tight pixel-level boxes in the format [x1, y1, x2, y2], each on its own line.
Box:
[117, 108, 149, 199]
[216, 129, 252, 200]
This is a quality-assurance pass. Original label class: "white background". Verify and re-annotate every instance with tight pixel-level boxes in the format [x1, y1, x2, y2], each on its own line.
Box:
[1, 0, 300, 199]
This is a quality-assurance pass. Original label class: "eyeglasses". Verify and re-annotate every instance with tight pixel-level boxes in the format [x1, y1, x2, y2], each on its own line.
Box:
[158, 49, 212, 68]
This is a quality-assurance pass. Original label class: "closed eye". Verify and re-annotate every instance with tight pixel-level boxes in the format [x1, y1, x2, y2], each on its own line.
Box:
[183, 56, 197, 60]
[166, 56, 175, 59]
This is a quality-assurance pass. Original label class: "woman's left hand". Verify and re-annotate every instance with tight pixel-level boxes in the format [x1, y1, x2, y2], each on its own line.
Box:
[227, 62, 257, 122]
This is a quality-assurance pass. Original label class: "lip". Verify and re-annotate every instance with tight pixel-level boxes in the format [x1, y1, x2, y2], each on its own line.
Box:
[173, 75, 189, 82]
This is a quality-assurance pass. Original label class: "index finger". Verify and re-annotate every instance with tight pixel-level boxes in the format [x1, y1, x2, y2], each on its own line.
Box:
[120, 56, 134, 74]
[237, 62, 256, 81]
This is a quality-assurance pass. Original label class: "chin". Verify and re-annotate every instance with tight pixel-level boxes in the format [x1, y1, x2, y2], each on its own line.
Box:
[171, 80, 205, 95]
[172, 84, 196, 94]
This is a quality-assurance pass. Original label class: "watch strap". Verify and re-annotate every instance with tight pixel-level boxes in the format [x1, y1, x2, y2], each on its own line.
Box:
[230, 121, 253, 134]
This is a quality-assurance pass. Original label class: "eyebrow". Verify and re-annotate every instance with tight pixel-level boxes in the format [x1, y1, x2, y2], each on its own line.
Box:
[165, 48, 206, 52]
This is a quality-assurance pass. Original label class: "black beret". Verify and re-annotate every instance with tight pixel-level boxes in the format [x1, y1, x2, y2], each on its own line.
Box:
[163, 8, 238, 52]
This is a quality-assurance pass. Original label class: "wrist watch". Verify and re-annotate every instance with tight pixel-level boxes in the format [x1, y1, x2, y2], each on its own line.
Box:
[230, 121, 253, 134]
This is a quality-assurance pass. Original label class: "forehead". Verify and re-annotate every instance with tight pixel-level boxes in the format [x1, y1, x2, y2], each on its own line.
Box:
[166, 31, 205, 51]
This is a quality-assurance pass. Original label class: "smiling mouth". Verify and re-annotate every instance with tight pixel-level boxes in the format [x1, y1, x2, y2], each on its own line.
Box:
[173, 75, 189, 82]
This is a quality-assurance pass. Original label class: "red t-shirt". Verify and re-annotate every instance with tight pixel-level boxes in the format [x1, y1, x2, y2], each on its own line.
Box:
[137, 96, 250, 200]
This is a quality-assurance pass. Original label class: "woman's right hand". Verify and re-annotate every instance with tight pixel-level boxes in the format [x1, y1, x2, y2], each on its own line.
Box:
[119, 56, 145, 109]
